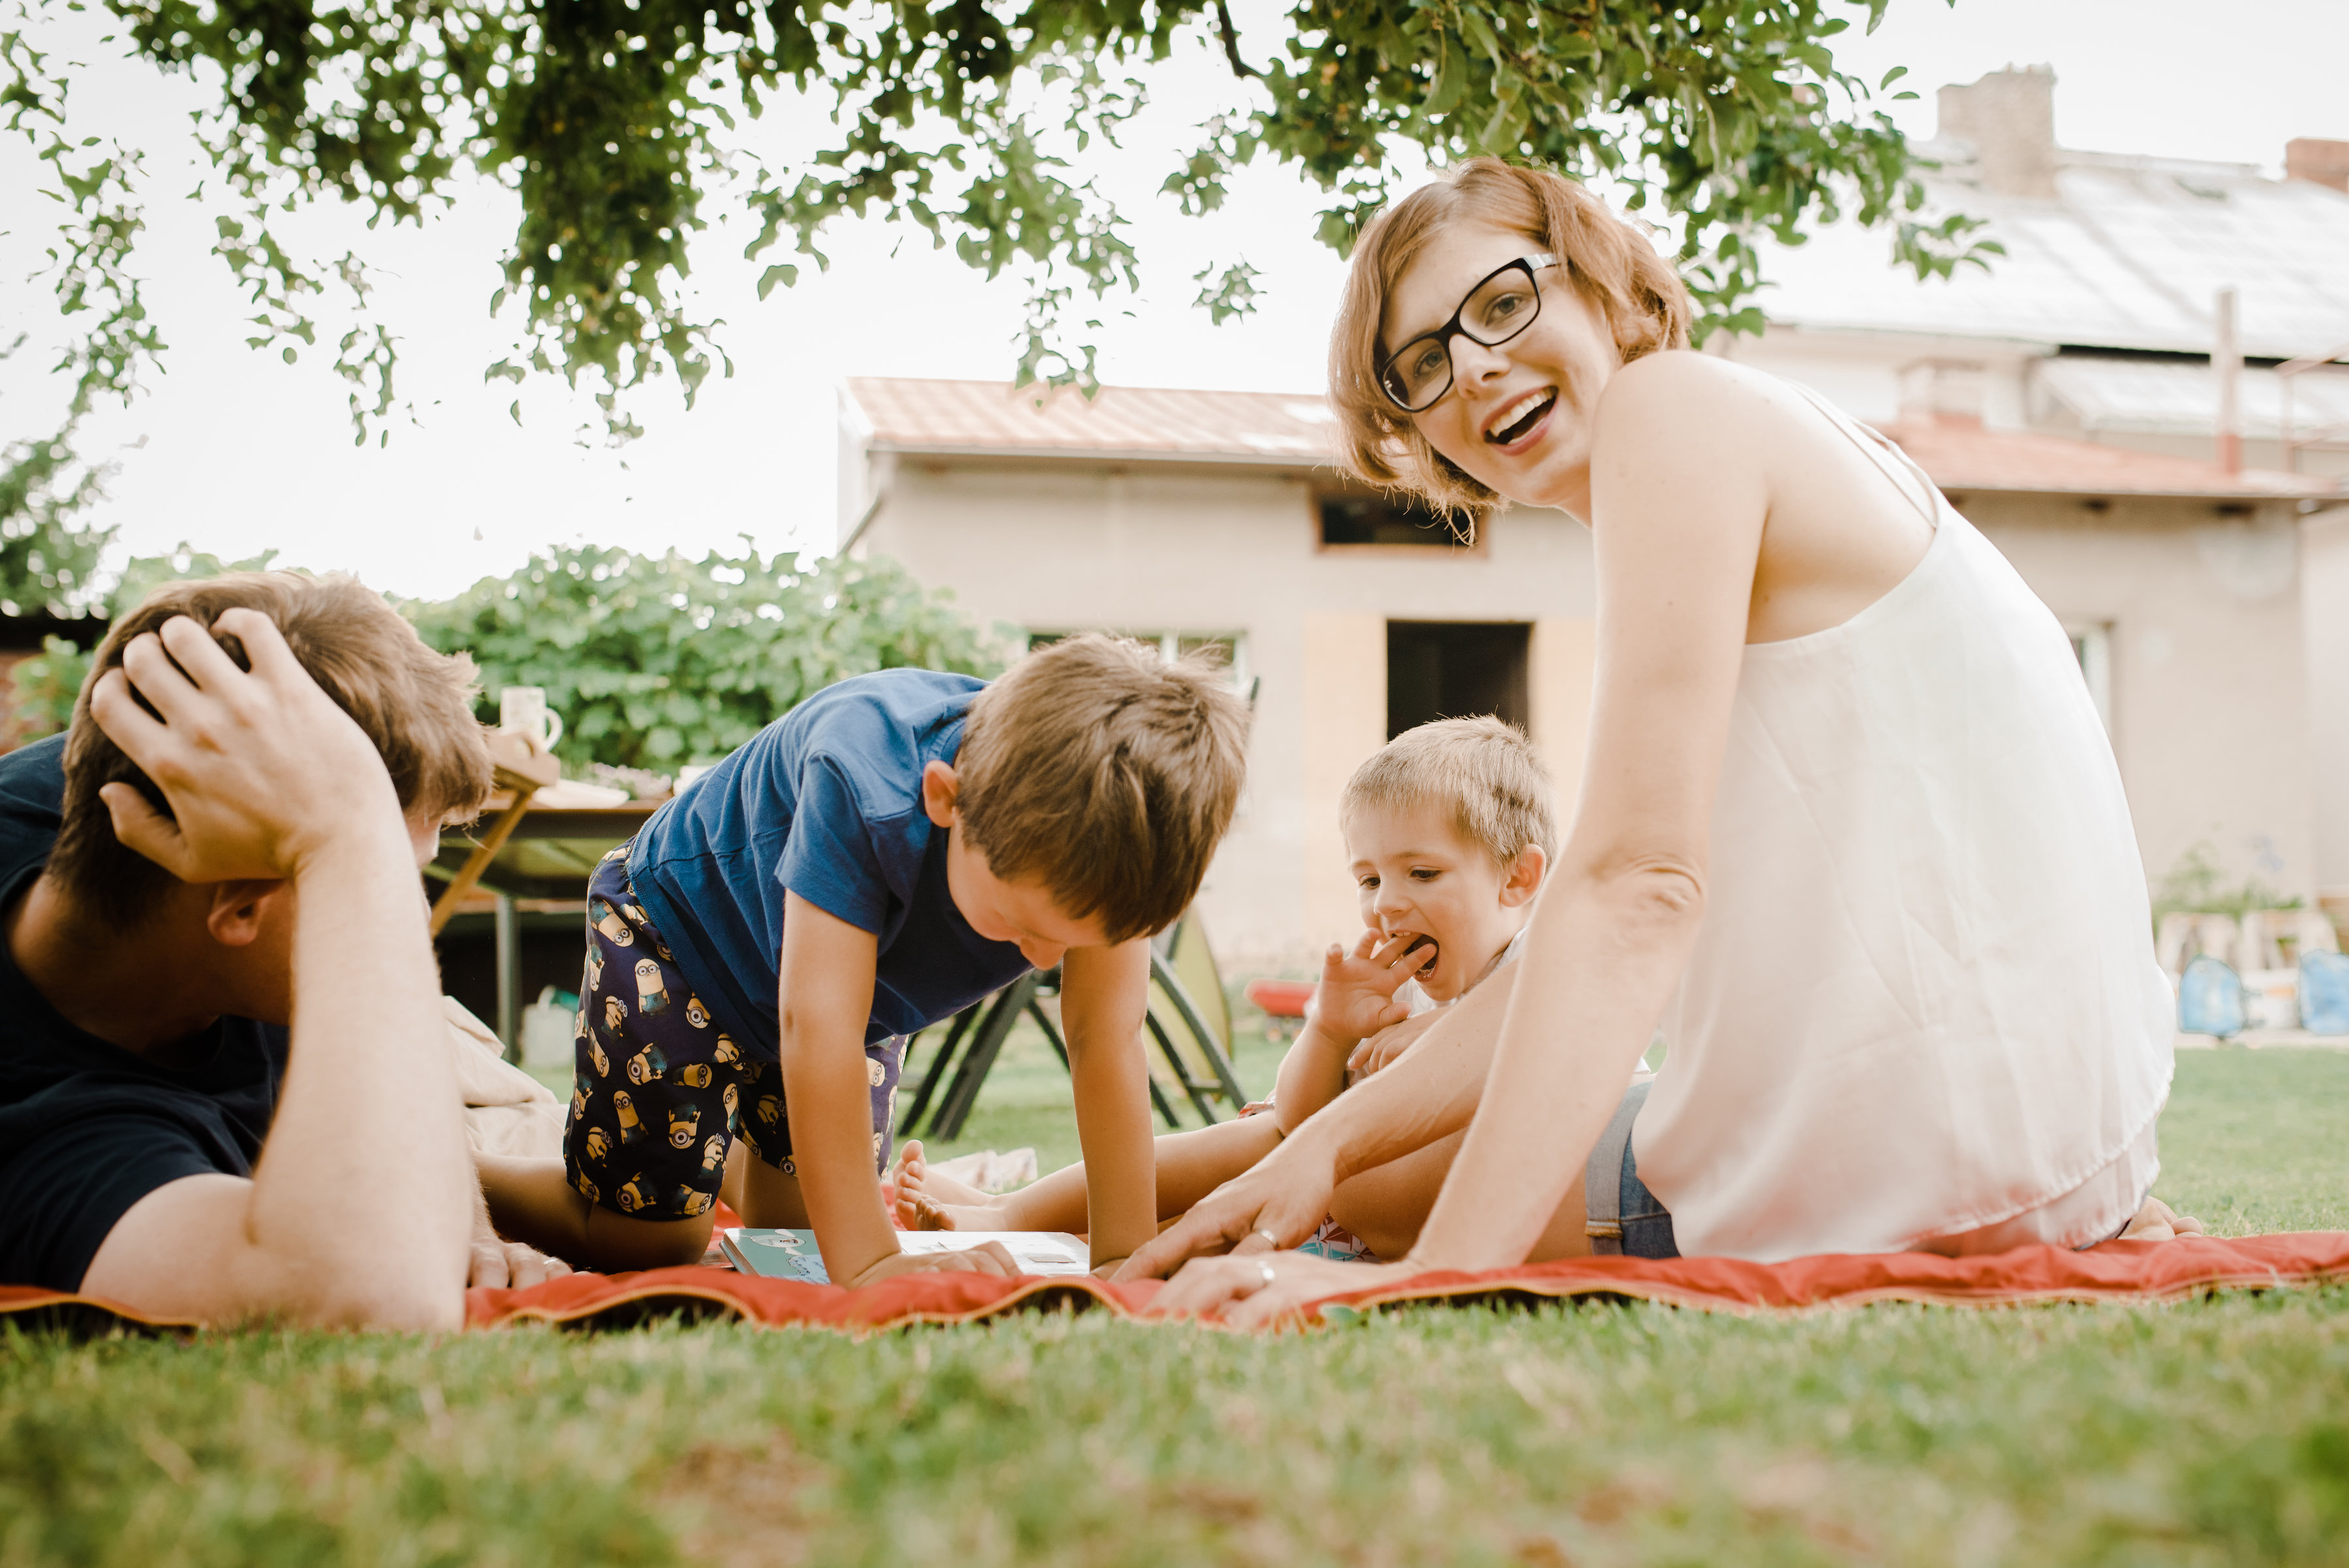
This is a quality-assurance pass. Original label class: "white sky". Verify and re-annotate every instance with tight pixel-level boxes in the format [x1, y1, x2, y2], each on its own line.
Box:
[2, 0, 2344, 602]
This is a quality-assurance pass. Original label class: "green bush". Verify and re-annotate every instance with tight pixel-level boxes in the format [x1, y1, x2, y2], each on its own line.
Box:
[8, 545, 280, 741]
[401, 544, 1007, 772]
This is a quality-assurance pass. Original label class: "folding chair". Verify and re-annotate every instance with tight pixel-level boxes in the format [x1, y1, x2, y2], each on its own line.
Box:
[898, 910, 1249, 1142]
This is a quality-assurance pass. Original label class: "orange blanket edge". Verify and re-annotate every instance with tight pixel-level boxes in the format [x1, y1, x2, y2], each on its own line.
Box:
[7, 1231, 2344, 1336]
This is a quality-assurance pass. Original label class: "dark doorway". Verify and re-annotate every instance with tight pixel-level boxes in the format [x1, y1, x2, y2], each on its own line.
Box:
[1386, 621, 1531, 740]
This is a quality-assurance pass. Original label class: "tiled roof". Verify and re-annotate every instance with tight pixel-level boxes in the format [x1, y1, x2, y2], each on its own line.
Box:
[1757, 147, 2349, 360]
[845, 377, 2334, 501]
[1876, 414, 2335, 499]
[843, 378, 1335, 465]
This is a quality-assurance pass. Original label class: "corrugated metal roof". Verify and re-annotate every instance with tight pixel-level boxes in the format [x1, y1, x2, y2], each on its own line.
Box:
[845, 378, 1335, 465]
[2035, 356, 2349, 440]
[1757, 147, 2349, 360]
[845, 377, 2332, 500]
[1877, 414, 2334, 499]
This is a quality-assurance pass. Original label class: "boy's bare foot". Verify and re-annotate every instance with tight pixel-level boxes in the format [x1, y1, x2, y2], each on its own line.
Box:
[903, 1189, 1015, 1232]
[889, 1140, 1001, 1228]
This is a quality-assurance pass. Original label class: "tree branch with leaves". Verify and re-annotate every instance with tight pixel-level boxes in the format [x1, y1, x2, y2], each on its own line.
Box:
[3, 0, 1989, 608]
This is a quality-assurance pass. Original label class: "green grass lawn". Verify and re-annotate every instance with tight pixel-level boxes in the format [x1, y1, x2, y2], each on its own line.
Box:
[12, 1045, 2349, 1566]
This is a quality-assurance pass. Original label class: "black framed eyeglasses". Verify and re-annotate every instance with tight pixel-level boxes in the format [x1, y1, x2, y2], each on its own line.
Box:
[1375, 253, 1559, 414]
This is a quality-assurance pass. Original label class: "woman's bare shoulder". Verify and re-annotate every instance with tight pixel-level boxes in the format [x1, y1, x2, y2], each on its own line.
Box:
[1599, 350, 1799, 419]
[1595, 354, 1827, 470]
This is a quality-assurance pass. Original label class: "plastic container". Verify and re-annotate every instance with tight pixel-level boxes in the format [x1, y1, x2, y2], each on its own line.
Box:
[2176, 954, 2246, 1038]
[2301, 951, 2349, 1037]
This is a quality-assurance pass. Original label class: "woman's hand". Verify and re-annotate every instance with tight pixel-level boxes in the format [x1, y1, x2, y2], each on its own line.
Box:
[1122, 1130, 1342, 1280]
[1150, 1253, 1427, 1327]
[89, 610, 405, 882]
[845, 1241, 1019, 1289]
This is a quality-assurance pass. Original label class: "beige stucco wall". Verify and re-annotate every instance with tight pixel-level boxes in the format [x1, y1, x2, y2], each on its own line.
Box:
[857, 458, 1599, 970]
[853, 448, 2322, 968]
[2303, 504, 2349, 907]
[1963, 494, 2316, 902]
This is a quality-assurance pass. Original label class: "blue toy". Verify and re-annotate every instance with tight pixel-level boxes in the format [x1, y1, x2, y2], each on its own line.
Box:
[2177, 954, 2245, 1038]
[2299, 950, 2349, 1037]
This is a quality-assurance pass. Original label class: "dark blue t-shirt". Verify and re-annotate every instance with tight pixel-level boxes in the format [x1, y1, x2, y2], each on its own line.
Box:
[0, 737, 288, 1291]
[627, 669, 1032, 1053]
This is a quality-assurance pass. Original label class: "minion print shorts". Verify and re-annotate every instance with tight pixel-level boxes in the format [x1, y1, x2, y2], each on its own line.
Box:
[562, 846, 906, 1222]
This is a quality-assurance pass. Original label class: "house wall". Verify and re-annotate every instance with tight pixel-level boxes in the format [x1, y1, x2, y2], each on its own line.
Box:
[850, 448, 2322, 969]
[2303, 504, 2349, 909]
[1960, 494, 2316, 901]
[855, 459, 1598, 970]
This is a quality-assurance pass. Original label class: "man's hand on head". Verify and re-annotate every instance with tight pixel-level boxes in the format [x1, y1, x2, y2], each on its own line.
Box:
[88, 609, 405, 883]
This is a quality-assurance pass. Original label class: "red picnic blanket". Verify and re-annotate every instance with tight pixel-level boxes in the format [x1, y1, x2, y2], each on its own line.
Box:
[5, 1231, 2345, 1336]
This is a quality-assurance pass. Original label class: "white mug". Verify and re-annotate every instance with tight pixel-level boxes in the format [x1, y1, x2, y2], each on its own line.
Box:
[499, 686, 565, 750]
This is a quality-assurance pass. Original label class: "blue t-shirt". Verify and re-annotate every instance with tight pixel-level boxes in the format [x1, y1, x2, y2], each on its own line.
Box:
[628, 669, 1032, 1053]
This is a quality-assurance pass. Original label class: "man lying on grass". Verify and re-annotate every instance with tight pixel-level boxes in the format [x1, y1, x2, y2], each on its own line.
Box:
[0, 576, 562, 1327]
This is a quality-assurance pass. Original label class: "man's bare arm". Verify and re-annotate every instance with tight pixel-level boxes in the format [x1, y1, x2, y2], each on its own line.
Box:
[78, 613, 474, 1328]
[1057, 939, 1155, 1270]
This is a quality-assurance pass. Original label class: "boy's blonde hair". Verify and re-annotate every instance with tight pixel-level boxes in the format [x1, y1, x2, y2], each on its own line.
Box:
[956, 633, 1250, 943]
[52, 572, 493, 929]
[1328, 157, 1694, 518]
[1342, 716, 1558, 870]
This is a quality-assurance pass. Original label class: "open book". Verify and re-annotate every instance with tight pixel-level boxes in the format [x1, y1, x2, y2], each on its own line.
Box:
[718, 1228, 1093, 1284]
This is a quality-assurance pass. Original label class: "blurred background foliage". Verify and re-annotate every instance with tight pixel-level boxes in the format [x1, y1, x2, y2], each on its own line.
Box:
[9, 544, 1005, 771]
[400, 544, 1006, 771]
[2, 0, 1987, 615]
[7, 543, 280, 737]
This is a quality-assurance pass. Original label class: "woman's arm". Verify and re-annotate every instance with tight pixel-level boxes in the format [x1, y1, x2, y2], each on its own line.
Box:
[1150, 356, 1770, 1316]
[1123, 969, 1514, 1277]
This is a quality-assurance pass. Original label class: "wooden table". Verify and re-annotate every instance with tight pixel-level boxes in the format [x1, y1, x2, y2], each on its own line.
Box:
[429, 794, 665, 1053]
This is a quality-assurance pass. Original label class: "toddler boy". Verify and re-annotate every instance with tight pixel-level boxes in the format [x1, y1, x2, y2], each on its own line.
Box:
[491, 635, 1249, 1285]
[895, 716, 1553, 1255]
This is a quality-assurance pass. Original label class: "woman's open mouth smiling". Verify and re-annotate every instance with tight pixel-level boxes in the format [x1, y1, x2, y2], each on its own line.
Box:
[1483, 388, 1558, 448]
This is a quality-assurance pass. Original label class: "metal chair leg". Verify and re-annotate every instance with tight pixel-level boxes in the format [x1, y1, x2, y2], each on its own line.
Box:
[900, 1002, 981, 1136]
[1145, 1011, 1224, 1124]
[1150, 952, 1248, 1109]
[1026, 996, 1181, 1131]
[932, 976, 1037, 1141]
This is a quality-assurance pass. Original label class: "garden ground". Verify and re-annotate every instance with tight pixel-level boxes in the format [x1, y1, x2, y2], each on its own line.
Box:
[6, 1039, 2347, 1567]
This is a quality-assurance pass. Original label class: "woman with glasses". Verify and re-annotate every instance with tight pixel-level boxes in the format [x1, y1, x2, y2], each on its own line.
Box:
[1133, 158, 2190, 1320]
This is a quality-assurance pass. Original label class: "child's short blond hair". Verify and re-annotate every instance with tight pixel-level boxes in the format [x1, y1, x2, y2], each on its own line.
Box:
[957, 633, 1251, 943]
[1342, 716, 1558, 869]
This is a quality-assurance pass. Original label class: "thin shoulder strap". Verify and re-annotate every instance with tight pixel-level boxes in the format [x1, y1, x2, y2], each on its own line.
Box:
[1785, 381, 1941, 529]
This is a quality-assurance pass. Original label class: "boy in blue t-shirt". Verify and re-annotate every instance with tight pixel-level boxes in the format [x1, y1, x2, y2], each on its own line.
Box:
[487, 635, 1250, 1286]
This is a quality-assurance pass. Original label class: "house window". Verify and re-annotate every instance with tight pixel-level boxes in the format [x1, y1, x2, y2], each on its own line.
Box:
[1387, 621, 1530, 740]
[2068, 622, 2113, 732]
[1317, 488, 1475, 548]
[1028, 630, 1251, 694]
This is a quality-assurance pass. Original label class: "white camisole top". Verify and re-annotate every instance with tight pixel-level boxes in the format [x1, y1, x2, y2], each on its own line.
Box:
[1631, 390, 2175, 1261]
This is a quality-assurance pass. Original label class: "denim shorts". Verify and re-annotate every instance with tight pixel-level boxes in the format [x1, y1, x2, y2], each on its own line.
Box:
[1585, 1077, 1679, 1259]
